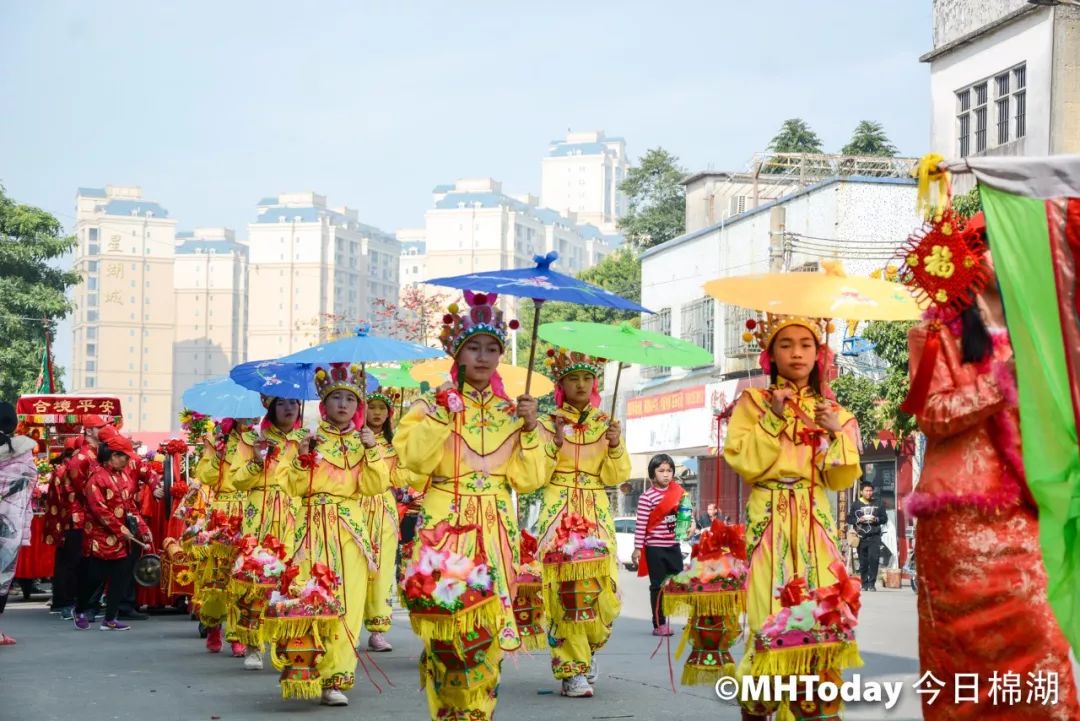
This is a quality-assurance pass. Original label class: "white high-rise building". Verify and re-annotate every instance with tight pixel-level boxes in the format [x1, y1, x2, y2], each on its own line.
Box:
[172, 228, 248, 420]
[421, 179, 616, 284]
[397, 228, 427, 294]
[246, 192, 399, 359]
[541, 130, 628, 234]
[71, 186, 178, 432]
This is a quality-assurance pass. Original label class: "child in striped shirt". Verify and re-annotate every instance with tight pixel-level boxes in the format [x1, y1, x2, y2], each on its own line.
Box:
[632, 453, 685, 636]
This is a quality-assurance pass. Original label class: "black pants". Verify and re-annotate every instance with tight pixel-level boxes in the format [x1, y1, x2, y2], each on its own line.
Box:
[645, 545, 684, 628]
[857, 535, 880, 589]
[113, 544, 138, 611]
[76, 556, 125, 622]
[51, 530, 84, 609]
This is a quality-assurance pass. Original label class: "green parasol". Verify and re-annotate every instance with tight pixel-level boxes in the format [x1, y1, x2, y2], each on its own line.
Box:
[537, 321, 714, 414]
[369, 363, 422, 389]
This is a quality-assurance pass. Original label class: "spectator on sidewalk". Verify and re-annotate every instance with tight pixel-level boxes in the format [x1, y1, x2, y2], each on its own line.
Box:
[631, 454, 685, 636]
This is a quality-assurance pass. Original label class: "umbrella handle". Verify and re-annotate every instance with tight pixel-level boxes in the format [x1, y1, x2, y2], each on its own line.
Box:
[523, 301, 543, 396]
[609, 362, 624, 417]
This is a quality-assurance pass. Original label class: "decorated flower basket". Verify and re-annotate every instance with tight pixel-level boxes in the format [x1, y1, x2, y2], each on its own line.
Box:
[749, 565, 862, 678]
[541, 514, 617, 633]
[226, 535, 288, 647]
[263, 562, 345, 701]
[159, 537, 195, 597]
[511, 532, 545, 651]
[423, 626, 502, 710]
[403, 543, 501, 644]
[679, 614, 740, 686]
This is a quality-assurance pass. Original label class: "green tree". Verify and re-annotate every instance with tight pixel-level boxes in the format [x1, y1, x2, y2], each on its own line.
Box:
[841, 120, 898, 157]
[513, 246, 641, 374]
[0, 187, 79, 401]
[617, 148, 686, 251]
[834, 320, 918, 443]
[768, 118, 824, 154]
[952, 185, 981, 218]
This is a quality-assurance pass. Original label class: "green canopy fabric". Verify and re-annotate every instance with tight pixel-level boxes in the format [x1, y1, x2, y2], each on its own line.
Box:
[979, 180, 1080, 655]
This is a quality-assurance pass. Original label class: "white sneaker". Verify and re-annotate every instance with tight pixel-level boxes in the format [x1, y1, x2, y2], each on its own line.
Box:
[586, 658, 598, 684]
[243, 650, 263, 670]
[560, 674, 594, 698]
[367, 631, 392, 652]
[320, 688, 349, 706]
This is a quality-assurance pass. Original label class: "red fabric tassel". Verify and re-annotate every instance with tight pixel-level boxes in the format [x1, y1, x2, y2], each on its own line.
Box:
[901, 325, 942, 416]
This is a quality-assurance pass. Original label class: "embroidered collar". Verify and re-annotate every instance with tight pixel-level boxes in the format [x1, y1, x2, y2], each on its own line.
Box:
[463, 383, 497, 405]
[319, 420, 354, 436]
[772, 377, 817, 397]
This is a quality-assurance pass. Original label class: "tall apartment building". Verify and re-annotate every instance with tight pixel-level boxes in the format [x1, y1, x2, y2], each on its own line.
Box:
[422, 178, 615, 285]
[397, 228, 427, 294]
[172, 228, 249, 420]
[246, 192, 399, 359]
[70, 186, 177, 432]
[541, 130, 628, 234]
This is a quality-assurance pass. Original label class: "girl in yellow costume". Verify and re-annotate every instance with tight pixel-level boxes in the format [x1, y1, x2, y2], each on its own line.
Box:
[230, 395, 305, 670]
[358, 387, 403, 653]
[393, 290, 554, 721]
[282, 363, 390, 707]
[723, 314, 862, 721]
[536, 348, 628, 698]
[194, 418, 254, 656]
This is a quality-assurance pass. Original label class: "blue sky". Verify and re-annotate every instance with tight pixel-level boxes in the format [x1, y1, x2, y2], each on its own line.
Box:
[0, 0, 930, 370]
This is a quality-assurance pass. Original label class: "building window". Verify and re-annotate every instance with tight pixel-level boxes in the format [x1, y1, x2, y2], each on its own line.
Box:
[87, 327, 97, 340]
[85, 376, 95, 388]
[724, 305, 761, 358]
[1014, 64, 1027, 139]
[641, 308, 672, 378]
[86, 343, 96, 357]
[957, 63, 1026, 156]
[680, 297, 715, 360]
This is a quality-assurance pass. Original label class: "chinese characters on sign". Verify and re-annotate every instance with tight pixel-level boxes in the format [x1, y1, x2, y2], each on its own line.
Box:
[626, 385, 706, 419]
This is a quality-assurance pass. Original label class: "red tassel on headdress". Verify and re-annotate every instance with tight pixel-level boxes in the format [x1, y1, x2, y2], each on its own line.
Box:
[900, 323, 942, 416]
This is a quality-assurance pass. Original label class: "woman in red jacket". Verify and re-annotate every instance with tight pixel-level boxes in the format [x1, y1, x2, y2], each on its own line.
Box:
[73, 430, 151, 631]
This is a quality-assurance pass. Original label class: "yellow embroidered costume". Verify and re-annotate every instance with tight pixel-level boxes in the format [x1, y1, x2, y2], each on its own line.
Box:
[723, 314, 862, 721]
[358, 395, 402, 637]
[536, 349, 628, 685]
[393, 290, 555, 721]
[283, 364, 391, 693]
[232, 411, 304, 554]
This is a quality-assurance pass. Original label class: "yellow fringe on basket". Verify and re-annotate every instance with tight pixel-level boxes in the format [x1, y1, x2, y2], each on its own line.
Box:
[541, 557, 610, 585]
[518, 631, 547, 652]
[681, 663, 723, 687]
[749, 641, 863, 677]
[280, 678, 322, 700]
[675, 622, 692, 659]
[409, 595, 503, 644]
[263, 616, 319, 644]
[233, 625, 264, 648]
[663, 590, 745, 619]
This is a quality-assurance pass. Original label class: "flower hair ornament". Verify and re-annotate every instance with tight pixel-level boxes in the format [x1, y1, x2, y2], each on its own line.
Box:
[439, 290, 519, 357]
[897, 208, 991, 415]
[367, 387, 401, 417]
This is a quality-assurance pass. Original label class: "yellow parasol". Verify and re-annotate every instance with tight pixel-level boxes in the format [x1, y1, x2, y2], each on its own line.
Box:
[703, 262, 922, 321]
[409, 359, 555, 399]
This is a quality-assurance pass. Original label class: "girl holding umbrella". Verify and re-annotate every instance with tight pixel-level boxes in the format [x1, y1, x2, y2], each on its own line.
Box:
[358, 386, 405, 653]
[535, 348, 629, 698]
[282, 362, 389, 707]
[723, 314, 863, 721]
[393, 291, 554, 721]
[230, 395, 306, 669]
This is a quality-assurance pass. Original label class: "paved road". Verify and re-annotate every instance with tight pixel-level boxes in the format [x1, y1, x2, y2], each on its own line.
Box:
[1, 574, 922, 721]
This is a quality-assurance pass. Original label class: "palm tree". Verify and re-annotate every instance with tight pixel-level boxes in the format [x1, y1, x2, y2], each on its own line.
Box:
[841, 121, 898, 157]
[768, 118, 824, 154]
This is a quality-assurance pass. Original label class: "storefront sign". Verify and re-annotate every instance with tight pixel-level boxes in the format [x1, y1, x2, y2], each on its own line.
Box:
[626, 385, 706, 419]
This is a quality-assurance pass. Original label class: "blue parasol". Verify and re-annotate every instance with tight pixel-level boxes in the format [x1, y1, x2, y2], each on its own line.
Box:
[424, 251, 652, 393]
[281, 324, 444, 365]
[230, 359, 378, 401]
[181, 377, 266, 419]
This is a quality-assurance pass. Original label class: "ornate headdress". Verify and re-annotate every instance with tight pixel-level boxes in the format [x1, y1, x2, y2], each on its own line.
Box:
[543, 346, 605, 380]
[313, 363, 365, 401]
[742, 313, 834, 350]
[367, 387, 401, 414]
[439, 291, 519, 357]
[896, 208, 990, 320]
